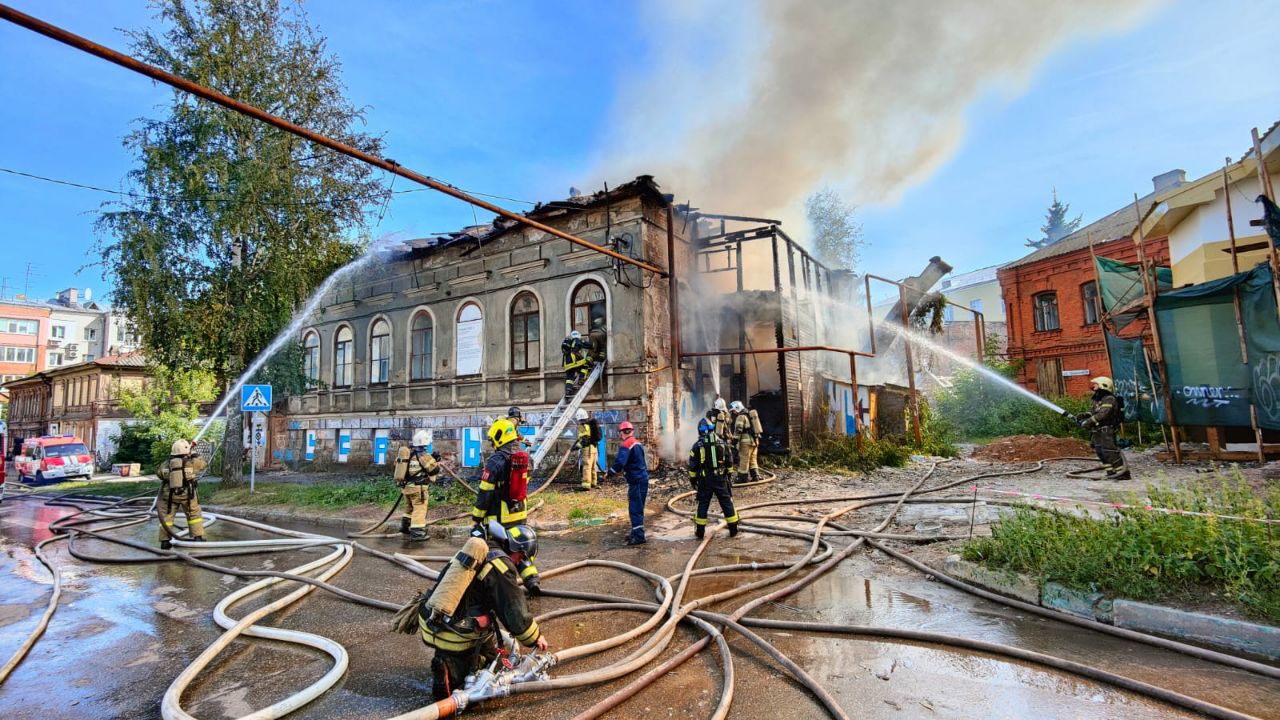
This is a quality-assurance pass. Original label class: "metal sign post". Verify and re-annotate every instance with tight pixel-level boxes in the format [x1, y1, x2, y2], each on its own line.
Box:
[241, 385, 272, 494]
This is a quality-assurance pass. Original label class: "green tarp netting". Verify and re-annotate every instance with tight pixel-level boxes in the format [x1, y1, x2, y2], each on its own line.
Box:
[1153, 262, 1280, 429]
[1104, 331, 1163, 424]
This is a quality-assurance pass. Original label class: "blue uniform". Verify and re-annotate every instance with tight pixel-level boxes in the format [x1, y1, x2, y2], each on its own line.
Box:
[610, 437, 649, 543]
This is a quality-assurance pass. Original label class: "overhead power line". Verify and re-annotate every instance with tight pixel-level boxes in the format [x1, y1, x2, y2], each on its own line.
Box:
[0, 166, 539, 209]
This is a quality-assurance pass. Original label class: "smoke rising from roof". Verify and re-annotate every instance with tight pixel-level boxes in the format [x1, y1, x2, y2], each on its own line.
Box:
[595, 0, 1162, 220]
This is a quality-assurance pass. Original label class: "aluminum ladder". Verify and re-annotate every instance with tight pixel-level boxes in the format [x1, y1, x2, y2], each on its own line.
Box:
[529, 363, 603, 470]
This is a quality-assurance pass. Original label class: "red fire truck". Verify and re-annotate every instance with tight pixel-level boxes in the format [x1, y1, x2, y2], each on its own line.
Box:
[15, 435, 94, 485]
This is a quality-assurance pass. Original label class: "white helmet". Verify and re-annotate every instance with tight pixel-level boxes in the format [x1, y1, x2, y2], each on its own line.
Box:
[714, 398, 727, 412]
[412, 429, 432, 448]
[170, 438, 192, 456]
[730, 400, 745, 413]
[575, 409, 589, 422]
[570, 330, 582, 340]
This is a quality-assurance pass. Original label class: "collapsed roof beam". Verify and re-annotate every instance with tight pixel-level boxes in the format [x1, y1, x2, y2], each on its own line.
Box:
[0, 4, 669, 278]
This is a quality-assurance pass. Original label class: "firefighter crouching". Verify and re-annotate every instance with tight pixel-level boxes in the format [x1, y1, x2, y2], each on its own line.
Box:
[689, 419, 739, 538]
[405, 520, 549, 702]
[730, 400, 762, 484]
[471, 419, 541, 593]
[576, 409, 602, 490]
[1077, 376, 1131, 481]
[157, 439, 207, 549]
[394, 430, 440, 542]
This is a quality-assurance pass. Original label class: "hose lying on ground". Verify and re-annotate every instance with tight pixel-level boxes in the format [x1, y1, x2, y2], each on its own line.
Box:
[5, 456, 1277, 720]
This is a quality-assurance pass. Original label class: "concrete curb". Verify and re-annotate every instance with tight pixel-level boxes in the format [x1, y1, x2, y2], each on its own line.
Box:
[935, 555, 1279, 660]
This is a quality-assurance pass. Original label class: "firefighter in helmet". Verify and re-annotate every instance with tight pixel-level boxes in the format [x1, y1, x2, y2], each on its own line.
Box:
[1077, 376, 1130, 480]
[562, 330, 591, 398]
[576, 409, 602, 490]
[157, 438, 207, 549]
[471, 418, 541, 591]
[507, 406, 531, 448]
[416, 520, 549, 702]
[394, 430, 440, 541]
[689, 418, 740, 538]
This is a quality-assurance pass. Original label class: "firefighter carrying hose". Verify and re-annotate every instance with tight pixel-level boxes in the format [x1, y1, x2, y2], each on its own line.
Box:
[471, 419, 541, 592]
[1076, 376, 1131, 481]
[408, 520, 549, 702]
[561, 330, 591, 398]
[157, 438, 207, 549]
[576, 409, 602, 491]
[730, 400, 763, 484]
[688, 418, 739, 539]
[394, 430, 440, 542]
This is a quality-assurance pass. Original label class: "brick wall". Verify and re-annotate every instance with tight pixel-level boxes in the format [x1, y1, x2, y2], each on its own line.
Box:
[998, 236, 1168, 398]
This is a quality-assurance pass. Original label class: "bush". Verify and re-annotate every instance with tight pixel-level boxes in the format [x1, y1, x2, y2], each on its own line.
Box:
[935, 355, 1089, 441]
[774, 434, 913, 474]
[963, 472, 1280, 622]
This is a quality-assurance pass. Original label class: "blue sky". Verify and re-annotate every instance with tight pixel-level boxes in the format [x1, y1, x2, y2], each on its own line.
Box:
[1, 0, 1277, 304]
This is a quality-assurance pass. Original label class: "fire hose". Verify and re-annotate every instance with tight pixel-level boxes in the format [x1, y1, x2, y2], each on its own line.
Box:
[3, 457, 1277, 719]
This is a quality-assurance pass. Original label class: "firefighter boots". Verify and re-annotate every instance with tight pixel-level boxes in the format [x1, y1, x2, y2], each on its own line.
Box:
[400, 517, 411, 535]
[749, 468, 760, 483]
[408, 528, 429, 542]
[695, 524, 705, 540]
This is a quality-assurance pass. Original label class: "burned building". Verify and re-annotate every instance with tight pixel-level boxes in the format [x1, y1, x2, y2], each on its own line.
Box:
[279, 177, 935, 470]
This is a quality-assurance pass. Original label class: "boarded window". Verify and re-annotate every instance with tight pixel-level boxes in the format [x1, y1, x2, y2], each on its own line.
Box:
[456, 303, 483, 376]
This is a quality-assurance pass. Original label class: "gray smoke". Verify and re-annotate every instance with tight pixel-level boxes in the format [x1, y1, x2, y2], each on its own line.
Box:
[595, 0, 1162, 218]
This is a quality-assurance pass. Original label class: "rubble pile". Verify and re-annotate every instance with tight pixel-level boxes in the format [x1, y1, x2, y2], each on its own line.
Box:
[970, 435, 1093, 463]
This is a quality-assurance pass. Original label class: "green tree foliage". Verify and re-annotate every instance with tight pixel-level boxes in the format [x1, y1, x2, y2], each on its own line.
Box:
[114, 366, 219, 470]
[1025, 188, 1083, 249]
[805, 187, 864, 270]
[97, 0, 389, 483]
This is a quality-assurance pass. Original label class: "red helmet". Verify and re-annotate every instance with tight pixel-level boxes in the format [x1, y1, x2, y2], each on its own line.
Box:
[618, 421, 634, 432]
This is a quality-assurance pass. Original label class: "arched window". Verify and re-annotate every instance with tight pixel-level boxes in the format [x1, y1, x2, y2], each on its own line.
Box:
[1033, 292, 1060, 332]
[369, 319, 391, 384]
[410, 311, 433, 381]
[303, 331, 320, 388]
[510, 292, 541, 372]
[334, 326, 353, 387]
[571, 281, 606, 334]
[455, 302, 483, 376]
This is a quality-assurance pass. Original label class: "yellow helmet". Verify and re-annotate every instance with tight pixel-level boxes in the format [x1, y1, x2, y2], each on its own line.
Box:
[487, 418, 518, 449]
[1091, 376, 1114, 392]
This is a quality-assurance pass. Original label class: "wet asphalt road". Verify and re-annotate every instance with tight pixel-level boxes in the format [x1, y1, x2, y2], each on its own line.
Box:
[1, 491, 1278, 720]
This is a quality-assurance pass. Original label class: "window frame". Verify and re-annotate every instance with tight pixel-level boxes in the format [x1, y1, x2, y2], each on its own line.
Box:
[410, 310, 434, 381]
[570, 280, 607, 335]
[1032, 292, 1060, 332]
[369, 318, 391, 385]
[1081, 281, 1101, 326]
[509, 291, 541, 373]
[302, 331, 320, 388]
[333, 325, 354, 388]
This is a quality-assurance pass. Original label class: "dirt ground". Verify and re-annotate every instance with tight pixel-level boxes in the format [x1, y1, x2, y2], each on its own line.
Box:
[969, 434, 1094, 462]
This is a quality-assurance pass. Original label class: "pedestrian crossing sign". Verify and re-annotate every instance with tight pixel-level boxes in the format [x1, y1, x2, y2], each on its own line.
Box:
[240, 384, 273, 412]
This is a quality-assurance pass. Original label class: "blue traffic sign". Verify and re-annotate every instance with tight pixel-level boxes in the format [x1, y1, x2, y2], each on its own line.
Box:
[240, 384, 273, 412]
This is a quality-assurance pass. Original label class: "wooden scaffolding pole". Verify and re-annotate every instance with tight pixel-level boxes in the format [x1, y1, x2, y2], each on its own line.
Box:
[1223, 159, 1268, 463]
[1132, 193, 1183, 464]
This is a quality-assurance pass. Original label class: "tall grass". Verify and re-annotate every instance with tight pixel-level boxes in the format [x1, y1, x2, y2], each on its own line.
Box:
[963, 473, 1280, 622]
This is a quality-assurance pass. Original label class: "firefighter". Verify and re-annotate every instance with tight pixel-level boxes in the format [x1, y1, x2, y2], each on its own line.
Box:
[507, 406, 530, 448]
[1077, 376, 1131, 481]
[689, 418, 740, 539]
[561, 330, 591, 398]
[710, 398, 732, 445]
[156, 438, 207, 549]
[394, 430, 439, 541]
[471, 419, 541, 590]
[607, 420, 649, 545]
[745, 401, 764, 482]
[416, 521, 549, 702]
[588, 315, 607, 368]
[576, 409, 602, 490]
[729, 401, 755, 486]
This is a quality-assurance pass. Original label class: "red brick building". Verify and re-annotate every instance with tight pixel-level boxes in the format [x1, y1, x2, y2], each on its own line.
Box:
[999, 192, 1170, 398]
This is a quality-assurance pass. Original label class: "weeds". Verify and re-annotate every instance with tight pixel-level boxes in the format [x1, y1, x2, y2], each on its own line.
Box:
[774, 435, 913, 474]
[963, 472, 1280, 622]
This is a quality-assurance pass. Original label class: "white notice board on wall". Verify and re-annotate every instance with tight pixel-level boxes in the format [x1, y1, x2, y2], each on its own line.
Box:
[456, 309, 483, 376]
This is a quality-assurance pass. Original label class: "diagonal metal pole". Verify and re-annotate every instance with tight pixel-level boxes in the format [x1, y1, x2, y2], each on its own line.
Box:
[0, 3, 668, 278]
